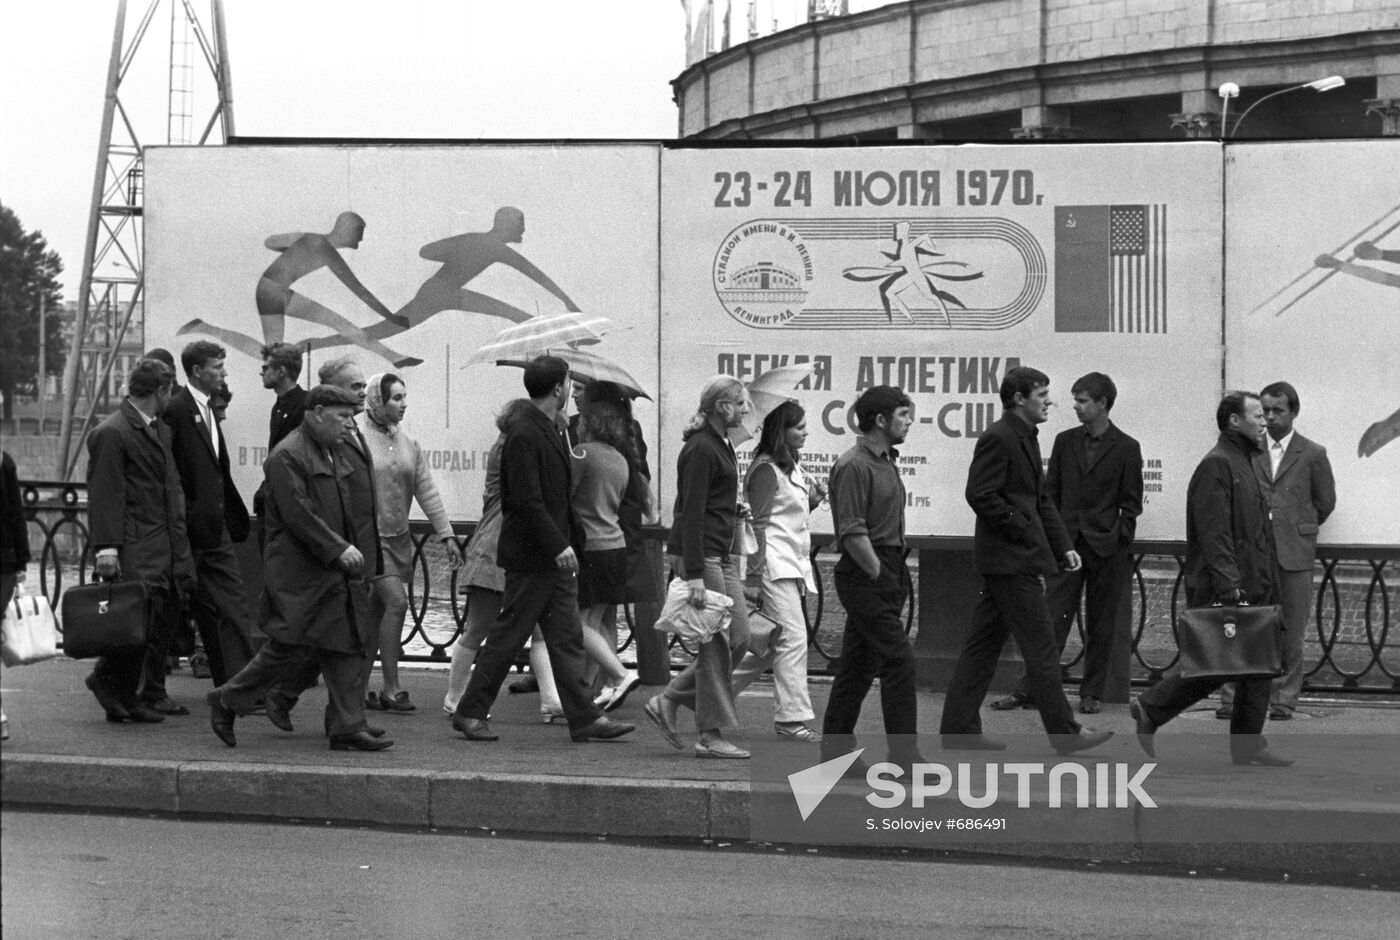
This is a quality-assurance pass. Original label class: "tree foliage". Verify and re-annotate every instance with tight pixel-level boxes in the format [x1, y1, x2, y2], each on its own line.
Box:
[0, 201, 65, 419]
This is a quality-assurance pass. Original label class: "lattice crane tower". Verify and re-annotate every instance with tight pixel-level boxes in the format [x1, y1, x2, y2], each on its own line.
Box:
[57, 0, 234, 478]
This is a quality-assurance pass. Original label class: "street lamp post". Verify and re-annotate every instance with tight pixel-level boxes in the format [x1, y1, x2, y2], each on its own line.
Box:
[1226, 76, 1346, 138]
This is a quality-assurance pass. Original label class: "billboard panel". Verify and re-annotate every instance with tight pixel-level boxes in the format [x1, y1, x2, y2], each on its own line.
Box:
[145, 145, 661, 520]
[659, 144, 1223, 538]
[1225, 140, 1400, 546]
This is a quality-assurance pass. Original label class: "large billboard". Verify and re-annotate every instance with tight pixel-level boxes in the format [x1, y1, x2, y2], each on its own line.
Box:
[1225, 140, 1400, 546]
[659, 144, 1223, 539]
[145, 144, 662, 519]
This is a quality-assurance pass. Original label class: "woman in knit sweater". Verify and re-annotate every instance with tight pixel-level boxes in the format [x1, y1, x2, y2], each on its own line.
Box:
[359, 373, 464, 712]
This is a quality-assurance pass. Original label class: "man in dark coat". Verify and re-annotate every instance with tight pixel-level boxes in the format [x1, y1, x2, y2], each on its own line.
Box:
[1132, 391, 1292, 766]
[85, 358, 195, 723]
[992, 372, 1143, 714]
[158, 341, 255, 701]
[939, 366, 1113, 755]
[206, 385, 390, 752]
[451, 355, 634, 744]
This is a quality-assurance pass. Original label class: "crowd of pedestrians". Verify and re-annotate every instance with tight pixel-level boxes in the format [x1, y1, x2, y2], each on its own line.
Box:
[9, 339, 1330, 768]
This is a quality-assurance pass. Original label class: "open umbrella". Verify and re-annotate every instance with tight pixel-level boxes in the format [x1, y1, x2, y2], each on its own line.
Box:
[732, 363, 816, 444]
[494, 346, 652, 400]
[465, 311, 614, 366]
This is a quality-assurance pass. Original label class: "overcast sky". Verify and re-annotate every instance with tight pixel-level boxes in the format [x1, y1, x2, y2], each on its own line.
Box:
[0, 0, 686, 299]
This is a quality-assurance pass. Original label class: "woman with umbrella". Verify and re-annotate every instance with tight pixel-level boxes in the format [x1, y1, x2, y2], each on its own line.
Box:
[645, 375, 753, 758]
[359, 373, 464, 712]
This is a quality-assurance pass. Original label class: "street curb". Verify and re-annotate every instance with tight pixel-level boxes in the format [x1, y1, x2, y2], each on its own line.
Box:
[0, 753, 748, 840]
[5, 752, 1399, 876]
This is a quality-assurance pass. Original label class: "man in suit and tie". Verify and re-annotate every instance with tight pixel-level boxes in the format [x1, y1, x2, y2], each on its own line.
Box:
[991, 372, 1143, 715]
[451, 355, 634, 744]
[155, 341, 256, 705]
[1253, 382, 1335, 720]
[939, 366, 1113, 755]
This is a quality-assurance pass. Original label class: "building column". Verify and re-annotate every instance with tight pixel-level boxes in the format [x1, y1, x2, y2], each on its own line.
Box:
[1013, 106, 1078, 139]
[1171, 90, 1225, 139]
[1363, 99, 1400, 136]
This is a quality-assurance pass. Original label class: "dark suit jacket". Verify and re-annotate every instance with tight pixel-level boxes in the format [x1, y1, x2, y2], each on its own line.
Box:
[259, 427, 375, 654]
[87, 400, 195, 590]
[1045, 422, 1144, 559]
[161, 386, 250, 548]
[268, 385, 308, 452]
[497, 406, 579, 572]
[966, 411, 1072, 576]
[1185, 430, 1277, 607]
[1253, 431, 1336, 572]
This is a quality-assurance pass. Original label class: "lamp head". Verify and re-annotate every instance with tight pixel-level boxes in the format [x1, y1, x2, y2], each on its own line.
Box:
[1306, 76, 1345, 92]
[1218, 82, 1240, 99]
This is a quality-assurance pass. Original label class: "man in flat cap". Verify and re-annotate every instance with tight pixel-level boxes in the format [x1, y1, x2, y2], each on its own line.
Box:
[207, 384, 389, 752]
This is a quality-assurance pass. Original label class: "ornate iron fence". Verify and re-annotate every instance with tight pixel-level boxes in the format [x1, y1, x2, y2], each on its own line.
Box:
[20, 480, 1398, 695]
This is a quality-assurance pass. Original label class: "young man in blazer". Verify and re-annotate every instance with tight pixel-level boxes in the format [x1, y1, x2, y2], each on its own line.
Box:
[451, 355, 634, 744]
[991, 372, 1143, 715]
[939, 366, 1113, 756]
[157, 341, 256, 703]
[1252, 381, 1335, 720]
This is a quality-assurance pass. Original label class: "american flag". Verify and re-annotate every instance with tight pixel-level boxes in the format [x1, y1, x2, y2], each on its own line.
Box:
[1109, 205, 1166, 333]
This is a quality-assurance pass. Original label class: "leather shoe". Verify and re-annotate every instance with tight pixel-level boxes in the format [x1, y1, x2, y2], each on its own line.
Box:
[330, 731, 394, 751]
[323, 712, 387, 738]
[452, 715, 498, 741]
[264, 695, 294, 732]
[941, 734, 1008, 751]
[1233, 749, 1294, 767]
[1130, 695, 1157, 758]
[207, 690, 236, 747]
[1053, 728, 1114, 756]
[1215, 704, 1233, 720]
[1078, 696, 1101, 715]
[85, 673, 129, 719]
[143, 698, 190, 716]
[123, 703, 167, 723]
[571, 716, 637, 743]
[1268, 706, 1293, 721]
[989, 691, 1035, 711]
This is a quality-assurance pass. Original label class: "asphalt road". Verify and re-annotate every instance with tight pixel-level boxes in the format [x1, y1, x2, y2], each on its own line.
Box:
[2, 809, 1396, 939]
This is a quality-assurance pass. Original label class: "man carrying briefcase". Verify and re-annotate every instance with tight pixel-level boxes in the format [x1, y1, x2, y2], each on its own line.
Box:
[83, 358, 196, 724]
[1131, 391, 1292, 767]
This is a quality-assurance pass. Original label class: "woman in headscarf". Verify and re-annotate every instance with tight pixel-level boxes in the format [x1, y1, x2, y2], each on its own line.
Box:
[359, 373, 464, 712]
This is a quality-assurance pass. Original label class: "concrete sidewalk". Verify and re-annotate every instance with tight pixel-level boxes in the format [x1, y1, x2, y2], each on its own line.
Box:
[3, 657, 1398, 876]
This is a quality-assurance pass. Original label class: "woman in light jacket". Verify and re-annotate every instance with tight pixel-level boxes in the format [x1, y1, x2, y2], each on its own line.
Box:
[730, 401, 826, 742]
[359, 373, 463, 712]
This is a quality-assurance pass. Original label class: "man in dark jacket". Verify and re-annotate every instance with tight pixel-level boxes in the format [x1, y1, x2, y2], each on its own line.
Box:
[939, 366, 1113, 755]
[206, 385, 390, 752]
[158, 341, 255, 700]
[451, 355, 634, 744]
[252, 341, 309, 523]
[1132, 391, 1292, 766]
[992, 372, 1143, 714]
[85, 358, 195, 723]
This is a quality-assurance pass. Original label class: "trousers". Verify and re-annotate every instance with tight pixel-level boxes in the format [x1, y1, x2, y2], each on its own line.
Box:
[662, 555, 751, 732]
[219, 636, 369, 737]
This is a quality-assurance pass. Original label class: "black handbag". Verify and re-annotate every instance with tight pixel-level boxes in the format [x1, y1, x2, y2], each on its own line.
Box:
[1175, 603, 1285, 681]
[61, 580, 151, 660]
